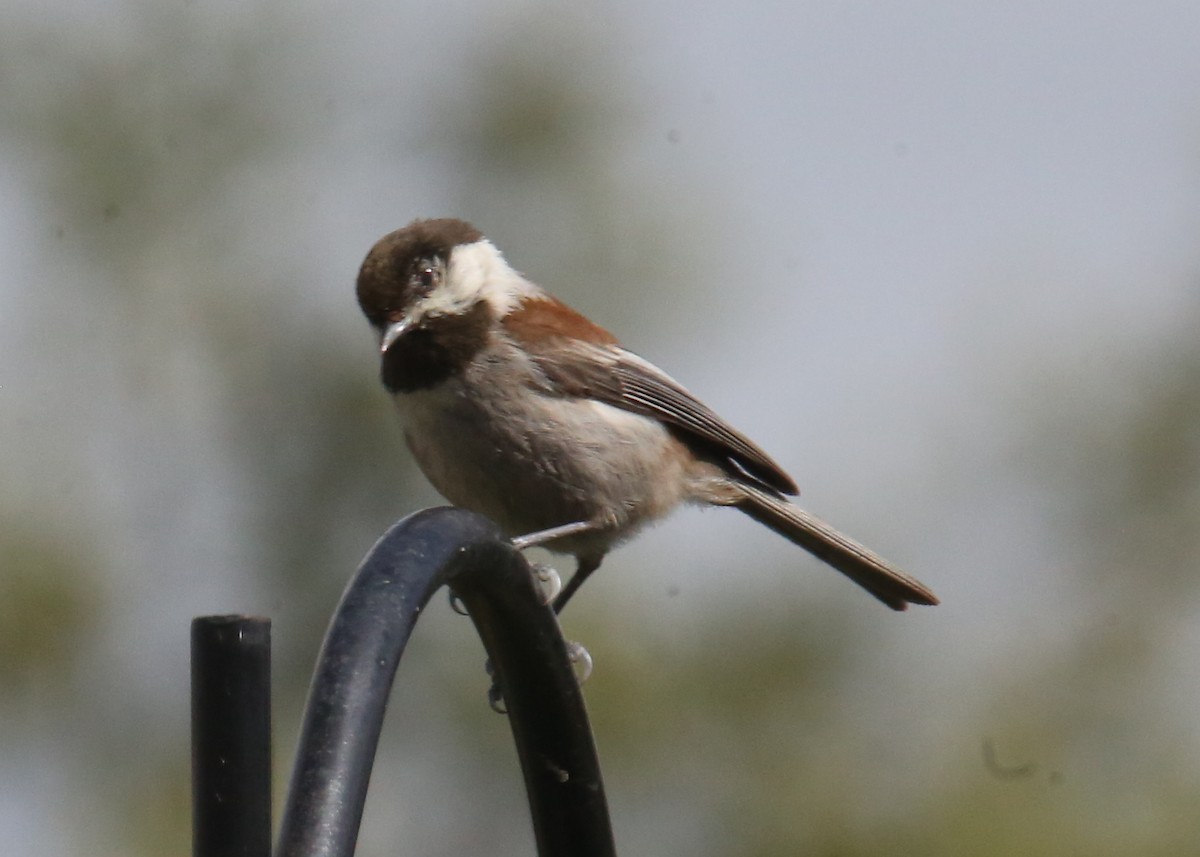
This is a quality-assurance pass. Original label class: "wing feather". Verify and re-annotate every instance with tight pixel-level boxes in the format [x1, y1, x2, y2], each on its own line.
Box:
[528, 341, 799, 495]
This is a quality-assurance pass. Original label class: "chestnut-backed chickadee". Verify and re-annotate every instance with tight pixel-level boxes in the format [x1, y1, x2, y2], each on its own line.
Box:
[356, 218, 938, 612]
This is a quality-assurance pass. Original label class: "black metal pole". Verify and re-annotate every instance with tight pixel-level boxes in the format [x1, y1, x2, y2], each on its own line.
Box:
[191, 615, 272, 857]
[275, 506, 614, 857]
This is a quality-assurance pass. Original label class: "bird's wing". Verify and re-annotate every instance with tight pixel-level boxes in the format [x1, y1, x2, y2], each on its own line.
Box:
[526, 340, 799, 495]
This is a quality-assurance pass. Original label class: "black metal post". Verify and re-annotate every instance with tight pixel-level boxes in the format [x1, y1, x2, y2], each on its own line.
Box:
[274, 506, 614, 857]
[191, 615, 272, 857]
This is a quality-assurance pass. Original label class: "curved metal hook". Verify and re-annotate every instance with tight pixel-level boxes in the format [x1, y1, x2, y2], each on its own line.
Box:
[274, 507, 614, 857]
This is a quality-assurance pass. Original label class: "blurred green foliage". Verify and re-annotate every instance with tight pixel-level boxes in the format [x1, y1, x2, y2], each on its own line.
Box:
[0, 527, 98, 695]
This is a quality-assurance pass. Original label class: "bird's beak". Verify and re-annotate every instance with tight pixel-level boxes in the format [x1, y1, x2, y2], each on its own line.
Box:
[380, 318, 411, 353]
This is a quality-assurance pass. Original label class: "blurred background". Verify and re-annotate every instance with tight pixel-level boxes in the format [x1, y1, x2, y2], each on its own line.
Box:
[3, 1, 1200, 854]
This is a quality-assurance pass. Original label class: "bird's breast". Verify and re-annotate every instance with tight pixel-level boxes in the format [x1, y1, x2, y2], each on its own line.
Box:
[392, 360, 693, 544]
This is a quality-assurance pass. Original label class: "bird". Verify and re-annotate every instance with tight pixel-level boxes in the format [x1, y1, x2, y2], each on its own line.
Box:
[356, 218, 938, 613]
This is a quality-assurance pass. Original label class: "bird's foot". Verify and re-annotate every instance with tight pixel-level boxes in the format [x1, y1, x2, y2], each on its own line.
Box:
[482, 640, 593, 715]
[484, 659, 507, 714]
[567, 640, 594, 683]
[531, 562, 562, 605]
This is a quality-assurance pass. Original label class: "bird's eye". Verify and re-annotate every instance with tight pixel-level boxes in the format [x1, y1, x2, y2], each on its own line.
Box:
[413, 261, 440, 291]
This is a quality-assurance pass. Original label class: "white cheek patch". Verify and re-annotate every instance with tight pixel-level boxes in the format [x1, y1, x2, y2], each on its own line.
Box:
[414, 239, 540, 321]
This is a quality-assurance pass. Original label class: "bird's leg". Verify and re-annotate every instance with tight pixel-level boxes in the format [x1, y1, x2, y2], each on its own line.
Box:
[512, 521, 606, 611]
[483, 533, 605, 710]
[552, 555, 602, 614]
[511, 520, 599, 550]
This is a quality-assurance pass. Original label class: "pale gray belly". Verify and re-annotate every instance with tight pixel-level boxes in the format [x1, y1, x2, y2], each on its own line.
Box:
[394, 381, 691, 546]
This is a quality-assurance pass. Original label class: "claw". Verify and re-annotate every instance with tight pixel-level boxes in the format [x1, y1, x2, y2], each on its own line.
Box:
[448, 590, 469, 616]
[483, 659, 507, 713]
[487, 681, 507, 714]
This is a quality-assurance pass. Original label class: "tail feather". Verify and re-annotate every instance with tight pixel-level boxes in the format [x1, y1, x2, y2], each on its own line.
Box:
[733, 485, 938, 610]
